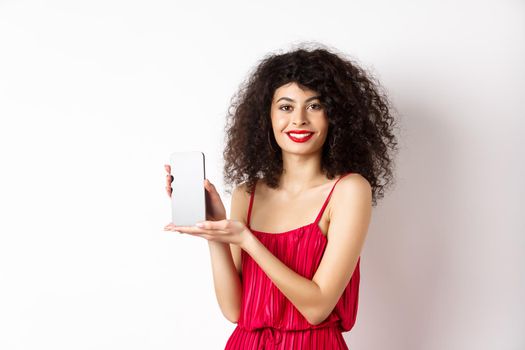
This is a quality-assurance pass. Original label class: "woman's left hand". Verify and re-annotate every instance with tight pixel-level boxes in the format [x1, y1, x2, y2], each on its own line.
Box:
[164, 219, 251, 247]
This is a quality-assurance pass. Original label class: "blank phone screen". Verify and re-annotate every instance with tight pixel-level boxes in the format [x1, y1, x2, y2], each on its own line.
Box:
[169, 151, 206, 226]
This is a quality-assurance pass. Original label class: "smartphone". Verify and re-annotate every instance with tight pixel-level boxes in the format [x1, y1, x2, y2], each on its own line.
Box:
[169, 151, 206, 226]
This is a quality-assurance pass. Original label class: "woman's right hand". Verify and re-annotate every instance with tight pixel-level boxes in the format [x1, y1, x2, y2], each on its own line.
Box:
[164, 164, 227, 222]
[164, 164, 174, 198]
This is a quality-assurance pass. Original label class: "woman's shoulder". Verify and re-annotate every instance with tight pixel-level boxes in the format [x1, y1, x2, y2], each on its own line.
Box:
[232, 181, 252, 198]
[329, 173, 372, 212]
[339, 172, 371, 189]
[230, 182, 252, 224]
[232, 178, 262, 198]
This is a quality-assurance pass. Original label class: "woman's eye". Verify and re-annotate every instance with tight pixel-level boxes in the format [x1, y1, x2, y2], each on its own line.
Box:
[279, 104, 322, 111]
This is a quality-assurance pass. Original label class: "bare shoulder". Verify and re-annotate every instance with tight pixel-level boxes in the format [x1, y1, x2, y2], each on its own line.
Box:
[337, 173, 372, 195]
[230, 182, 251, 224]
[232, 182, 250, 196]
[328, 173, 372, 217]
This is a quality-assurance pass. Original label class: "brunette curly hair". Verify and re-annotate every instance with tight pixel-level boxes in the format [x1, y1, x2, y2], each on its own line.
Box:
[222, 42, 399, 207]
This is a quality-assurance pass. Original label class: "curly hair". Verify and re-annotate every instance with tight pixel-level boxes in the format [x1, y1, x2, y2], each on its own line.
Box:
[222, 42, 399, 207]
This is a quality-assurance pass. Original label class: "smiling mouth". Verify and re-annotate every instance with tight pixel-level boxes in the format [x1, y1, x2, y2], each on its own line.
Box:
[286, 132, 314, 142]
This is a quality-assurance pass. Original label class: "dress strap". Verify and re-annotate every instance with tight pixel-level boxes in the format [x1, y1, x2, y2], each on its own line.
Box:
[314, 173, 353, 224]
[246, 181, 256, 227]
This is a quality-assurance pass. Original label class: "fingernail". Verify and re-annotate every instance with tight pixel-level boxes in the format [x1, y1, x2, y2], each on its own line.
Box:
[195, 222, 204, 227]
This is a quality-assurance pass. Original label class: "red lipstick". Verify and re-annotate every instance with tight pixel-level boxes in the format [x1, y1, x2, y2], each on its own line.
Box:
[286, 130, 314, 143]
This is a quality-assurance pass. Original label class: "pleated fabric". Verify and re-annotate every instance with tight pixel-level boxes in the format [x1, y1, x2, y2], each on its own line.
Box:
[225, 325, 349, 350]
[225, 173, 361, 350]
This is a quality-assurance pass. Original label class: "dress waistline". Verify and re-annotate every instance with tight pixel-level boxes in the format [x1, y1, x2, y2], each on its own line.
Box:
[236, 323, 342, 350]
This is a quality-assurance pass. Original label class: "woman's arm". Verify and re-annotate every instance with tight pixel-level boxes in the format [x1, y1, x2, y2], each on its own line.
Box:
[240, 175, 372, 325]
[207, 185, 245, 323]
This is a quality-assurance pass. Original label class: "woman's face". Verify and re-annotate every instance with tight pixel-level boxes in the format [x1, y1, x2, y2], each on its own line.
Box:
[270, 82, 329, 156]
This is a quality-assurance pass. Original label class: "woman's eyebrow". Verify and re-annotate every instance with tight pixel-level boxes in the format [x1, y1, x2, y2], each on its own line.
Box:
[275, 95, 321, 103]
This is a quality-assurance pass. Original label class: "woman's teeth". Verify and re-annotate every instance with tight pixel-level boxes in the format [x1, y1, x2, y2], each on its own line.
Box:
[289, 133, 312, 138]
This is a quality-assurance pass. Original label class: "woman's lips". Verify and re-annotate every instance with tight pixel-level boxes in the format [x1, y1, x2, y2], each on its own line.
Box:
[286, 132, 314, 143]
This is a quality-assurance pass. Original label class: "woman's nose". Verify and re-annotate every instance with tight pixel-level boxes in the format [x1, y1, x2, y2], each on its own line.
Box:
[291, 110, 308, 125]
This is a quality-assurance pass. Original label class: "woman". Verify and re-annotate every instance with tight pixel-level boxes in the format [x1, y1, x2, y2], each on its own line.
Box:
[164, 43, 398, 349]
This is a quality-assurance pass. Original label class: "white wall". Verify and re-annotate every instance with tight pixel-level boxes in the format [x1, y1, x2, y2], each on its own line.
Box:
[0, 1, 523, 349]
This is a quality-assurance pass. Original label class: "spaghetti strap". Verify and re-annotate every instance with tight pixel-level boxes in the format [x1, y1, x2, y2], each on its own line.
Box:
[246, 181, 256, 227]
[314, 172, 353, 224]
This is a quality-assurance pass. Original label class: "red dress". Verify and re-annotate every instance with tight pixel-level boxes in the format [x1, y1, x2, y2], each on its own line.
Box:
[224, 173, 361, 350]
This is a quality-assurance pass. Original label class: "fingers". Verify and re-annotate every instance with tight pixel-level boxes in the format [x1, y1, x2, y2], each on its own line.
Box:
[195, 219, 228, 230]
[165, 224, 200, 234]
[165, 166, 173, 182]
[204, 178, 216, 192]
[164, 164, 173, 197]
[166, 174, 173, 185]
[166, 177, 172, 196]
[164, 223, 182, 233]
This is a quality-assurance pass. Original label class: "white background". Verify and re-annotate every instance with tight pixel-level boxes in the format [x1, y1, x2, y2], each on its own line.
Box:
[0, 1, 523, 349]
